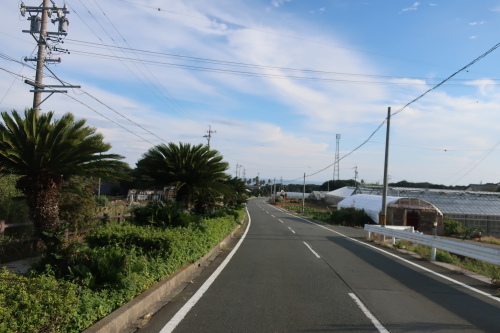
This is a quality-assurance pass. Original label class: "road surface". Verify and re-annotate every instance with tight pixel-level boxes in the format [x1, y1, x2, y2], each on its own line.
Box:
[137, 198, 500, 332]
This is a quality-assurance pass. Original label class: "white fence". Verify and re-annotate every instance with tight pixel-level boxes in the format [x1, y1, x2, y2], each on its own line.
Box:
[364, 224, 500, 266]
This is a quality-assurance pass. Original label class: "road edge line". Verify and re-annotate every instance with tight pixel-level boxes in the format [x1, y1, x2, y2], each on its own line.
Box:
[159, 207, 252, 333]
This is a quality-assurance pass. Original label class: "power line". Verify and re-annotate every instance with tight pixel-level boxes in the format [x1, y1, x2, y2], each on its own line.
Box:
[64, 93, 156, 146]
[65, 0, 199, 122]
[59, 48, 498, 87]
[284, 40, 500, 182]
[0, 52, 168, 147]
[64, 39, 500, 83]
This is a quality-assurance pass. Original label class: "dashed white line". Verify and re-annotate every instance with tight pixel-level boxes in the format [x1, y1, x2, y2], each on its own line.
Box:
[288, 227, 296, 234]
[303, 241, 321, 258]
[278, 219, 284, 223]
[272, 205, 500, 303]
[349, 293, 389, 332]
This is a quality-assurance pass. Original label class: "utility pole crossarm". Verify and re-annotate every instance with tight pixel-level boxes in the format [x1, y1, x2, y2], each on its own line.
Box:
[20, 0, 79, 114]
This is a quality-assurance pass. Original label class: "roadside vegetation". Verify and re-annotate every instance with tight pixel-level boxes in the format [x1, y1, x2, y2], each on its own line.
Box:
[0, 109, 249, 332]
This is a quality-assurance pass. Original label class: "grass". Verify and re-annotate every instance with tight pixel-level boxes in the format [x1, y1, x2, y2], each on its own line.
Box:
[391, 239, 499, 290]
[477, 236, 500, 246]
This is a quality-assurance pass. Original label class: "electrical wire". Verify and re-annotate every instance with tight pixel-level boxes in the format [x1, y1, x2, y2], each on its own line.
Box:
[282, 40, 500, 182]
[64, 38, 500, 83]
[66, 0, 200, 123]
[0, 52, 168, 147]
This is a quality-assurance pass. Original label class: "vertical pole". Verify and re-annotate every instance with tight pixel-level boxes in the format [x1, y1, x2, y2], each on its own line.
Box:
[302, 173, 305, 213]
[381, 107, 391, 227]
[33, 0, 50, 115]
[273, 178, 276, 203]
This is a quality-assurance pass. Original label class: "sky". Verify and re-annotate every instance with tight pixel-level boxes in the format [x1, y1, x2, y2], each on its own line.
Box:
[1, 0, 500, 187]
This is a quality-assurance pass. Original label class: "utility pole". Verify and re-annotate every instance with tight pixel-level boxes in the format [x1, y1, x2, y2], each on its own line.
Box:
[381, 107, 391, 227]
[20, 1, 80, 115]
[204, 125, 216, 148]
[302, 173, 306, 213]
[354, 166, 358, 187]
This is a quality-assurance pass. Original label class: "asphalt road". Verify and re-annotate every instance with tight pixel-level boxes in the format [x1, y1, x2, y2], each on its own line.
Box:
[137, 198, 500, 333]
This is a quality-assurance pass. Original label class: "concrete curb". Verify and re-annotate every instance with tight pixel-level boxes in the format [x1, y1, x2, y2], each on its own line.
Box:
[83, 220, 245, 333]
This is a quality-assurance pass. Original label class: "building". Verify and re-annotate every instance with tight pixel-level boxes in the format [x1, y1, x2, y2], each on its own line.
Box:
[331, 186, 500, 237]
[338, 194, 443, 235]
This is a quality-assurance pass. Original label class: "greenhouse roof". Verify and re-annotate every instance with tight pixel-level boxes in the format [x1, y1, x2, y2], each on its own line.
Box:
[326, 187, 356, 198]
[355, 186, 500, 216]
[338, 194, 401, 223]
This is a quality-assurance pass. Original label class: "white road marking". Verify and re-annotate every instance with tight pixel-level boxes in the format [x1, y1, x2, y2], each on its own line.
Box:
[271, 208, 500, 303]
[160, 208, 252, 332]
[271, 214, 275, 217]
[278, 219, 284, 223]
[349, 293, 389, 333]
[288, 227, 296, 234]
[303, 241, 321, 258]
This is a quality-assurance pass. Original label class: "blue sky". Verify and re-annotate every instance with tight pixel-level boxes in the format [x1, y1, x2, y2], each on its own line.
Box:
[1, 0, 500, 186]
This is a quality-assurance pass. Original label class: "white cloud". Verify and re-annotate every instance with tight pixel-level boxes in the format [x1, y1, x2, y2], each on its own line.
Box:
[469, 21, 486, 26]
[272, 0, 291, 8]
[400, 2, 420, 13]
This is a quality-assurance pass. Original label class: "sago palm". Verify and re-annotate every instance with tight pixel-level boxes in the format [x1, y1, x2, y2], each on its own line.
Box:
[0, 108, 129, 248]
[136, 142, 230, 209]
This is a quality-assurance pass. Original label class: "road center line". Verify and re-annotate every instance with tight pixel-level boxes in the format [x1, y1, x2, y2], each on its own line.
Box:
[278, 219, 284, 223]
[349, 293, 389, 333]
[160, 208, 252, 333]
[288, 227, 296, 234]
[303, 241, 321, 258]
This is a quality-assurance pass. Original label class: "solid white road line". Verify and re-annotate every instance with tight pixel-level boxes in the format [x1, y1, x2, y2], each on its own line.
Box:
[349, 293, 389, 333]
[159, 208, 252, 333]
[303, 241, 321, 258]
[270, 207, 500, 303]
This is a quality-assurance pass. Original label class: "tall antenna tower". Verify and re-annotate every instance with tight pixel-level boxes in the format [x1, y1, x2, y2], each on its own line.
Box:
[20, 0, 80, 115]
[334, 134, 341, 181]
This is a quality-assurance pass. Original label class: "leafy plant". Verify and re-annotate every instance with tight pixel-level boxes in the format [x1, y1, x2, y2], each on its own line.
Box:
[0, 267, 78, 333]
[329, 208, 372, 227]
[131, 200, 202, 228]
[443, 216, 466, 236]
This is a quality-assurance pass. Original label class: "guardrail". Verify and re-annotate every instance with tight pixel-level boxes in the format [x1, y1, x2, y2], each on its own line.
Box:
[364, 224, 500, 266]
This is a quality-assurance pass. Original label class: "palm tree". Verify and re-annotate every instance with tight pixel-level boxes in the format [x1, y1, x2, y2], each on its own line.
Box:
[0, 109, 129, 250]
[223, 176, 248, 206]
[136, 142, 230, 209]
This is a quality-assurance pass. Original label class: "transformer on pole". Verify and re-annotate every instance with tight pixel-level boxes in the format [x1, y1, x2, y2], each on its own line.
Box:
[20, 0, 80, 115]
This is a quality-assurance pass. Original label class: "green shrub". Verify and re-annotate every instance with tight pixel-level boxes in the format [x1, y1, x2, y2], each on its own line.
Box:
[0, 267, 78, 333]
[5, 208, 243, 332]
[86, 223, 172, 255]
[443, 216, 466, 236]
[58, 177, 99, 232]
[0, 174, 30, 224]
[131, 201, 201, 228]
[329, 208, 372, 227]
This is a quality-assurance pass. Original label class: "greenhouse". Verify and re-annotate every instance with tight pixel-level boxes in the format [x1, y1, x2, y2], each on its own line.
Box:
[338, 194, 443, 235]
[352, 187, 500, 237]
